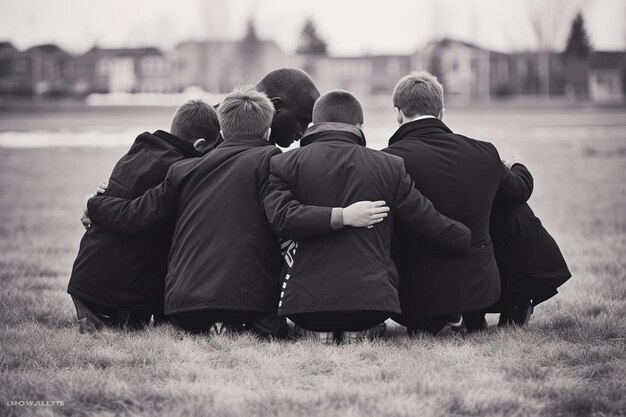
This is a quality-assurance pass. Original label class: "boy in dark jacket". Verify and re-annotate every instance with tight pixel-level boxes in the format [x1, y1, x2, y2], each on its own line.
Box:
[489, 191, 572, 326]
[382, 72, 534, 335]
[68, 99, 220, 332]
[264, 90, 472, 343]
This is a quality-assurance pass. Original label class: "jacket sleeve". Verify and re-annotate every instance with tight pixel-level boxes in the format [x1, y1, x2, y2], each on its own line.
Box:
[264, 156, 333, 240]
[257, 148, 283, 218]
[496, 162, 534, 204]
[393, 159, 471, 253]
[87, 164, 180, 235]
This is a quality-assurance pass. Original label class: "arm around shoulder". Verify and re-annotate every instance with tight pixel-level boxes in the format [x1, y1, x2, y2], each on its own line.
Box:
[87, 163, 181, 234]
[263, 155, 333, 240]
[496, 161, 534, 204]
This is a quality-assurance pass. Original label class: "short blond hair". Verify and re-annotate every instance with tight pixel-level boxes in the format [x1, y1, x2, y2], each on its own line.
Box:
[218, 86, 275, 138]
[392, 71, 444, 118]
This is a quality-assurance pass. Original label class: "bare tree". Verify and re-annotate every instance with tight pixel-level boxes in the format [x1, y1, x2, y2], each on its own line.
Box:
[525, 0, 586, 97]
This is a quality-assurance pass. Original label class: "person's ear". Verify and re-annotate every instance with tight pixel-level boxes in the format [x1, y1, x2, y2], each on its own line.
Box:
[263, 127, 271, 141]
[394, 107, 403, 125]
[270, 97, 284, 111]
[193, 138, 206, 151]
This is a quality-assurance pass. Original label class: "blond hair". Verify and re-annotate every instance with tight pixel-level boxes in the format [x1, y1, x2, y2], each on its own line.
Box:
[392, 71, 444, 118]
[218, 86, 275, 138]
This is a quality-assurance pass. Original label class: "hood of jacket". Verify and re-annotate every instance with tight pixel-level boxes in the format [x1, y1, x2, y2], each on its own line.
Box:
[300, 122, 367, 147]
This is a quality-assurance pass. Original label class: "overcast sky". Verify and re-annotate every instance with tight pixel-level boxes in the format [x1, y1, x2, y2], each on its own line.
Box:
[0, 0, 624, 55]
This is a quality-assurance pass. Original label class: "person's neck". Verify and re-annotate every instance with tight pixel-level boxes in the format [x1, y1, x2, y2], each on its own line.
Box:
[403, 114, 437, 125]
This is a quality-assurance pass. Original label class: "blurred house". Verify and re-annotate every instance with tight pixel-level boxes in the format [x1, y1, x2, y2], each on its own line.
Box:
[414, 39, 491, 102]
[588, 52, 626, 103]
[176, 41, 237, 93]
[489, 52, 567, 98]
[414, 38, 573, 101]
[307, 55, 411, 96]
[0, 42, 31, 94]
[0, 43, 82, 96]
[1, 34, 624, 103]
[82, 47, 174, 93]
[0, 44, 174, 96]
[18, 44, 75, 95]
[175, 23, 293, 93]
[1, 43, 96, 96]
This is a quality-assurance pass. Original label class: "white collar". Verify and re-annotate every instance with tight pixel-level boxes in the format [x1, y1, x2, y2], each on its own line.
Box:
[408, 115, 437, 122]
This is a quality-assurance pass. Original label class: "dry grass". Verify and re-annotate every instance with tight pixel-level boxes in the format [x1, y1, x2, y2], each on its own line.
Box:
[0, 107, 625, 416]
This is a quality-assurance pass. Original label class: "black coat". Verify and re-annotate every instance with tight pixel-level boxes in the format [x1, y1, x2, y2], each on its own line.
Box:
[264, 123, 471, 316]
[87, 135, 284, 316]
[383, 118, 534, 315]
[490, 199, 571, 307]
[68, 130, 201, 312]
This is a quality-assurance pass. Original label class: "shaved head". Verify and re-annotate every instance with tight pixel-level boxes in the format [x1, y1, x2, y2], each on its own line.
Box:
[255, 68, 320, 147]
[313, 90, 364, 126]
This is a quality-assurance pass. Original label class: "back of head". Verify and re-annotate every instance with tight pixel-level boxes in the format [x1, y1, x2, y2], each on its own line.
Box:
[392, 71, 444, 118]
[218, 86, 275, 139]
[255, 68, 320, 147]
[170, 99, 220, 144]
[312, 90, 364, 126]
[256, 68, 320, 111]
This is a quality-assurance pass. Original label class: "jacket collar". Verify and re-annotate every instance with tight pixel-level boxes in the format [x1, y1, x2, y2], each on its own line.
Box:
[153, 130, 201, 157]
[388, 118, 453, 146]
[216, 134, 275, 149]
[300, 122, 367, 147]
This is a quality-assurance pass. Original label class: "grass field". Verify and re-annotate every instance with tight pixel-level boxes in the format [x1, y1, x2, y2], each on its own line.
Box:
[0, 105, 625, 416]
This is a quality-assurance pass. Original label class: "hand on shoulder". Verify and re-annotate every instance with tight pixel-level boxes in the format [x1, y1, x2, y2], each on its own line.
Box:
[81, 193, 96, 230]
[343, 201, 390, 228]
[502, 152, 526, 169]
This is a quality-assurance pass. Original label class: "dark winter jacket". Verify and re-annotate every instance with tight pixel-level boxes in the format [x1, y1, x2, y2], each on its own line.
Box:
[383, 118, 534, 315]
[86, 135, 285, 315]
[264, 123, 471, 316]
[68, 130, 201, 313]
[490, 198, 571, 307]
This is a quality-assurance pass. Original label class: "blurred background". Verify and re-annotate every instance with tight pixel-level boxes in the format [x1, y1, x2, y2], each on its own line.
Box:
[1, 0, 625, 101]
[0, 0, 624, 150]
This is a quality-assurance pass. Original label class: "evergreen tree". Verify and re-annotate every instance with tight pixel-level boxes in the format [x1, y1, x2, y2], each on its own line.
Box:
[240, 19, 261, 55]
[296, 18, 327, 56]
[237, 19, 262, 86]
[564, 13, 592, 58]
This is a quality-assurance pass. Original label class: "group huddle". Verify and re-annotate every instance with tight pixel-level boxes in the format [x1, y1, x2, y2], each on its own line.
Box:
[68, 68, 571, 343]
